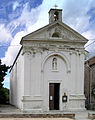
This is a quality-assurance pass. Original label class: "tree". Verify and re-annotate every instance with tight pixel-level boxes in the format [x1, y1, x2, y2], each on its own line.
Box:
[3, 88, 9, 103]
[0, 59, 9, 104]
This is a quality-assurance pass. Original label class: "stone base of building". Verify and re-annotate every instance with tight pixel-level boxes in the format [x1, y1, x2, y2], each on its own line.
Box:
[67, 94, 86, 111]
[21, 95, 43, 112]
[21, 95, 86, 113]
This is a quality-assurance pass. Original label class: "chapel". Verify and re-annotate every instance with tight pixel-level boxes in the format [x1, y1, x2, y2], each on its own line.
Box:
[10, 8, 88, 112]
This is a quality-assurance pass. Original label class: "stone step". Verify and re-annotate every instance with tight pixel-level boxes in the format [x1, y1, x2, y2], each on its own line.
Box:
[75, 116, 90, 120]
[0, 113, 75, 118]
[75, 117, 90, 120]
[75, 118, 91, 120]
[88, 113, 95, 119]
[75, 112, 90, 120]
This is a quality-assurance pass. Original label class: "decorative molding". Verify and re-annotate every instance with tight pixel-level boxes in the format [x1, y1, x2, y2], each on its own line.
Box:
[22, 95, 43, 101]
[69, 94, 86, 100]
[69, 51, 77, 55]
[22, 44, 85, 60]
[22, 49, 32, 55]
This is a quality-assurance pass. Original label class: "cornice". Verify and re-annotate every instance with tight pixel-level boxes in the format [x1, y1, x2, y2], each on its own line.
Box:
[22, 38, 87, 44]
[22, 44, 85, 56]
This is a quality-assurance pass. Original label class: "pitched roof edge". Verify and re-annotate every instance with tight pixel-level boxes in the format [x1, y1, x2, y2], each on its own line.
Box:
[21, 21, 88, 43]
[85, 55, 95, 63]
[9, 47, 22, 73]
[59, 22, 88, 42]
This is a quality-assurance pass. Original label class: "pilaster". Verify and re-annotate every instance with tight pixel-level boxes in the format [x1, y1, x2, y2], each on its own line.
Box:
[24, 51, 31, 95]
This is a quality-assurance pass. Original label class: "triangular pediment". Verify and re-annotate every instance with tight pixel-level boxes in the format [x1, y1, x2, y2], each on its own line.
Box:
[21, 21, 88, 43]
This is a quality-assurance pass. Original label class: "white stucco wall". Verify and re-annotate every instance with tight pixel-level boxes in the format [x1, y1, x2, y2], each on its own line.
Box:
[10, 50, 24, 109]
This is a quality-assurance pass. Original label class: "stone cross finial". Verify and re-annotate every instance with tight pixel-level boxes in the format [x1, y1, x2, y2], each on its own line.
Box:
[54, 4, 58, 9]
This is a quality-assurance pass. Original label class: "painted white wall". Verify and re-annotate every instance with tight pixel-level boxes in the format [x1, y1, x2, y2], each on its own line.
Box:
[10, 50, 24, 109]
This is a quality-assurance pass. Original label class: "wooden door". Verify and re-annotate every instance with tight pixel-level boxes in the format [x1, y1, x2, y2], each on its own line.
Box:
[49, 83, 54, 110]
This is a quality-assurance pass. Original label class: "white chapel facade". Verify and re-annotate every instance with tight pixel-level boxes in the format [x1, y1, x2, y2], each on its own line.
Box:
[10, 8, 88, 112]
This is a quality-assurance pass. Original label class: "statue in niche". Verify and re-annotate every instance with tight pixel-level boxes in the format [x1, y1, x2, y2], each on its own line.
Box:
[52, 58, 57, 70]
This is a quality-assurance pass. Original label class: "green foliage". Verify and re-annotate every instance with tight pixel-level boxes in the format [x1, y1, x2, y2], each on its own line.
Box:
[0, 59, 9, 87]
[3, 88, 9, 103]
[0, 59, 9, 104]
[0, 88, 9, 104]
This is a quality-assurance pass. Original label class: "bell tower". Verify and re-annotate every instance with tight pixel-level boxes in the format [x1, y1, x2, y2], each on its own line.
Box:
[49, 8, 62, 24]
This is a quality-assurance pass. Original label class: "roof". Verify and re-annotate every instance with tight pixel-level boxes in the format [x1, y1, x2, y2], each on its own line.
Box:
[85, 56, 95, 65]
[48, 8, 62, 13]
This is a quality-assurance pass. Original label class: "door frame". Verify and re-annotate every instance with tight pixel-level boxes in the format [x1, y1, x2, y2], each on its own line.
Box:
[48, 80, 62, 111]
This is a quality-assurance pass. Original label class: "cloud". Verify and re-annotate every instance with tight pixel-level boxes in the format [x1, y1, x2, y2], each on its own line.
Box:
[0, 24, 12, 43]
[85, 42, 95, 58]
[2, 31, 26, 66]
[61, 0, 95, 57]
[62, 0, 91, 33]
[7, 2, 41, 34]
[82, 30, 95, 40]
[13, 1, 19, 11]
[82, 30, 95, 57]
[1, 3, 42, 65]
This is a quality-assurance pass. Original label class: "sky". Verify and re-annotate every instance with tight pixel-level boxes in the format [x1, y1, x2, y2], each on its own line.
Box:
[0, 0, 95, 88]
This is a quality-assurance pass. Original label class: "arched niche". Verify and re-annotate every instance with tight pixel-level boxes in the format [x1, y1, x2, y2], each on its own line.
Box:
[41, 52, 71, 73]
[52, 32, 60, 37]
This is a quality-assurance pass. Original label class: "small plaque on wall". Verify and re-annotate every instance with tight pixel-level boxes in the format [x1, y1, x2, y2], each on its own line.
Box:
[62, 94, 67, 102]
[50, 96, 53, 100]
